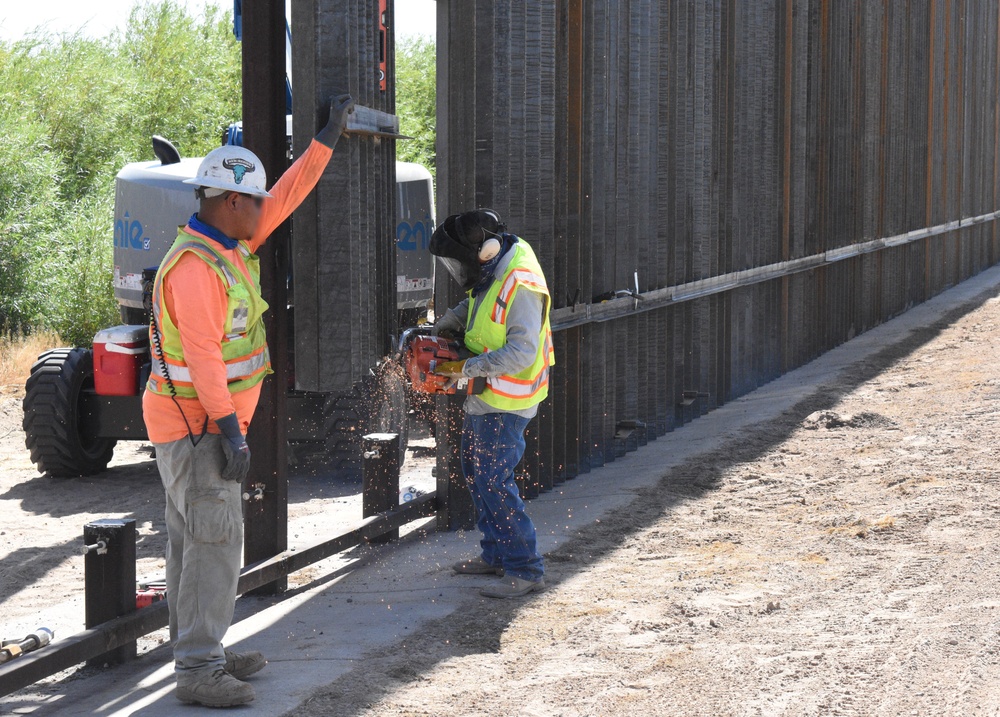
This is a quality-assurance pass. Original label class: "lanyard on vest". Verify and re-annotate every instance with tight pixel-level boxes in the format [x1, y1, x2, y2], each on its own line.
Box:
[150, 308, 209, 446]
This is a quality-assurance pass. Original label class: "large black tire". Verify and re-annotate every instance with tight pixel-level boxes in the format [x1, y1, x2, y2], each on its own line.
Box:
[23, 348, 117, 477]
[323, 364, 409, 470]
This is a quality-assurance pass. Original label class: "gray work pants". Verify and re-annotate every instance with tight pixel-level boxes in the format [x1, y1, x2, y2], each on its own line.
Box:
[154, 433, 243, 681]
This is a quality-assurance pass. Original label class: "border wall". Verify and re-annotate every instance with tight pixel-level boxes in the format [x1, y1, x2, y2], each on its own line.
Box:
[434, 0, 1000, 525]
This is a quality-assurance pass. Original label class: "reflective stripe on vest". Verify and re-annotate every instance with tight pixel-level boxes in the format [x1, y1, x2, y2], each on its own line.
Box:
[465, 239, 554, 412]
[147, 229, 271, 399]
[491, 269, 548, 324]
[488, 370, 549, 400]
[152, 241, 240, 305]
[150, 344, 270, 385]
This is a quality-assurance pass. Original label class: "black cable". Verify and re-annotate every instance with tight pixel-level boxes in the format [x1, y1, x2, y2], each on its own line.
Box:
[150, 310, 206, 447]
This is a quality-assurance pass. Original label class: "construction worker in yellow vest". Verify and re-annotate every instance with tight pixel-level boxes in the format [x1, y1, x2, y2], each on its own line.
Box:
[430, 209, 555, 599]
[142, 95, 353, 708]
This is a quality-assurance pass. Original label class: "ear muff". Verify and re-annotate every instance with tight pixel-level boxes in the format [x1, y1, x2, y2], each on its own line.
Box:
[479, 237, 501, 262]
[475, 210, 505, 262]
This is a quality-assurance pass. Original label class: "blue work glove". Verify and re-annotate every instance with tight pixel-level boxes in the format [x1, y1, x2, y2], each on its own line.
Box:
[315, 94, 355, 149]
[215, 413, 251, 483]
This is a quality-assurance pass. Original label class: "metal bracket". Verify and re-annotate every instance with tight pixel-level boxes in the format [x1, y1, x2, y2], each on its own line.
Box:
[344, 105, 411, 140]
[81, 540, 108, 556]
[679, 391, 710, 407]
[242, 484, 266, 502]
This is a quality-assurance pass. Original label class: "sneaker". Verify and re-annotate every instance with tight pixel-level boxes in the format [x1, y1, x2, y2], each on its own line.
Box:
[176, 668, 255, 707]
[452, 557, 504, 576]
[224, 649, 267, 680]
[479, 576, 546, 599]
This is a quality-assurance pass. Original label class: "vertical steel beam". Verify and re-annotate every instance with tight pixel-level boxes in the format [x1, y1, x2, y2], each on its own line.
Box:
[435, 0, 478, 530]
[291, 0, 397, 393]
[241, 0, 288, 595]
[780, 0, 794, 373]
[84, 519, 136, 666]
[362, 433, 401, 543]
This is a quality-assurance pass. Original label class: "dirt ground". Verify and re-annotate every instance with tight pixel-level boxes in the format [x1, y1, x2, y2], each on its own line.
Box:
[6, 285, 1000, 716]
[0, 391, 435, 645]
[289, 288, 1000, 717]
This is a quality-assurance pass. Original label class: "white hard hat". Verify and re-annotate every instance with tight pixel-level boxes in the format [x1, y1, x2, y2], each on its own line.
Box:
[183, 145, 273, 198]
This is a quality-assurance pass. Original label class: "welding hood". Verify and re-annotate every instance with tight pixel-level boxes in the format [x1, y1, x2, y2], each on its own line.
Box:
[429, 210, 505, 291]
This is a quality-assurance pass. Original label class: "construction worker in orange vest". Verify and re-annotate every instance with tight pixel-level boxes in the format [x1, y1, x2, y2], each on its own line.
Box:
[143, 95, 353, 708]
[430, 209, 554, 599]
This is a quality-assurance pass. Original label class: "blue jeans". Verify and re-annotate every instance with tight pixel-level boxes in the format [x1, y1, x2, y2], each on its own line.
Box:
[461, 413, 544, 582]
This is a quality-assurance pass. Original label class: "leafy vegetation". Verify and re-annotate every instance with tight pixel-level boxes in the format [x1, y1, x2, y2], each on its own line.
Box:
[0, 4, 437, 349]
[0, 1, 241, 345]
[395, 34, 436, 174]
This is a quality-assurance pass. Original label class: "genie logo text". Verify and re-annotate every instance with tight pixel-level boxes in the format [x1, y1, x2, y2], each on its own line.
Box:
[397, 213, 434, 251]
[115, 212, 150, 251]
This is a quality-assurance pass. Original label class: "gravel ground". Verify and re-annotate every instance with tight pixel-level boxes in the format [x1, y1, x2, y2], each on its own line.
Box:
[291, 286, 1000, 717]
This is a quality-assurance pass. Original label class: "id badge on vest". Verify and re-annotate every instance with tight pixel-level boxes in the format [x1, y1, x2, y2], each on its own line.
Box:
[231, 299, 250, 334]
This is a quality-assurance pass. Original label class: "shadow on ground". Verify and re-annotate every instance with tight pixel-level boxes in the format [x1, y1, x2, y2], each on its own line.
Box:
[0, 440, 367, 631]
[2, 284, 995, 715]
[0, 538, 81, 611]
[285, 283, 1000, 716]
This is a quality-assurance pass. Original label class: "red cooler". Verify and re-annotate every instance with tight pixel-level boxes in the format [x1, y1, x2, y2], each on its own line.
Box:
[93, 325, 149, 396]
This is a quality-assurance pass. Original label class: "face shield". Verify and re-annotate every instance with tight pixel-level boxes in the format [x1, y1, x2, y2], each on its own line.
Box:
[435, 256, 479, 291]
[429, 215, 484, 291]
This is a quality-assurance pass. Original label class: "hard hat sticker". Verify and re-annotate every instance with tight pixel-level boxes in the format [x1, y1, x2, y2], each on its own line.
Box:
[222, 157, 255, 185]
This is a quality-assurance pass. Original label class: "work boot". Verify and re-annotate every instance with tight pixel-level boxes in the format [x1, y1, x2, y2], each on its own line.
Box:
[176, 668, 255, 707]
[452, 556, 504, 576]
[224, 649, 267, 680]
[480, 576, 546, 599]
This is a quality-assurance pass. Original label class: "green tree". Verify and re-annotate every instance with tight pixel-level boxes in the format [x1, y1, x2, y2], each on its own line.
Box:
[0, 1, 240, 345]
[395, 34, 436, 174]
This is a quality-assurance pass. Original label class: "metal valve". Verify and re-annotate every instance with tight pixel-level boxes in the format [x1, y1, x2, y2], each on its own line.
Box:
[242, 485, 265, 502]
[82, 540, 108, 556]
[363, 449, 381, 460]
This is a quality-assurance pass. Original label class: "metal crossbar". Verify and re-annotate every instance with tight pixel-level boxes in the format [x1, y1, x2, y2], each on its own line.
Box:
[0, 493, 435, 698]
[551, 211, 1000, 331]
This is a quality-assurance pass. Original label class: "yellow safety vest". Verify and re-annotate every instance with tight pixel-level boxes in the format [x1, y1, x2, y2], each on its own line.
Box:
[146, 228, 271, 399]
[464, 239, 555, 411]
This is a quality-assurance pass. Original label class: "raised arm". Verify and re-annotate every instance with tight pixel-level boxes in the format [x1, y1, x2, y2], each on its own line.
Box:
[249, 94, 355, 251]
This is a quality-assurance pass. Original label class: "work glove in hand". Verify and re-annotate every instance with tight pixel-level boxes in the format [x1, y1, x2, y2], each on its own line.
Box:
[431, 308, 464, 339]
[215, 413, 251, 483]
[433, 359, 467, 378]
[315, 94, 355, 149]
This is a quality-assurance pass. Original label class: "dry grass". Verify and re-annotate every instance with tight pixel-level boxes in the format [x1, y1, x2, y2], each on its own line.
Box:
[0, 330, 63, 390]
[825, 518, 870, 539]
[871, 515, 896, 532]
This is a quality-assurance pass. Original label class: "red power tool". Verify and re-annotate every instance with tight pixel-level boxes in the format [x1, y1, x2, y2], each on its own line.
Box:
[400, 328, 486, 396]
[136, 580, 167, 609]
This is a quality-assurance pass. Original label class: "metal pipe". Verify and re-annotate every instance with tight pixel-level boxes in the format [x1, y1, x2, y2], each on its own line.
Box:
[0, 629, 53, 665]
[550, 210, 1000, 331]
